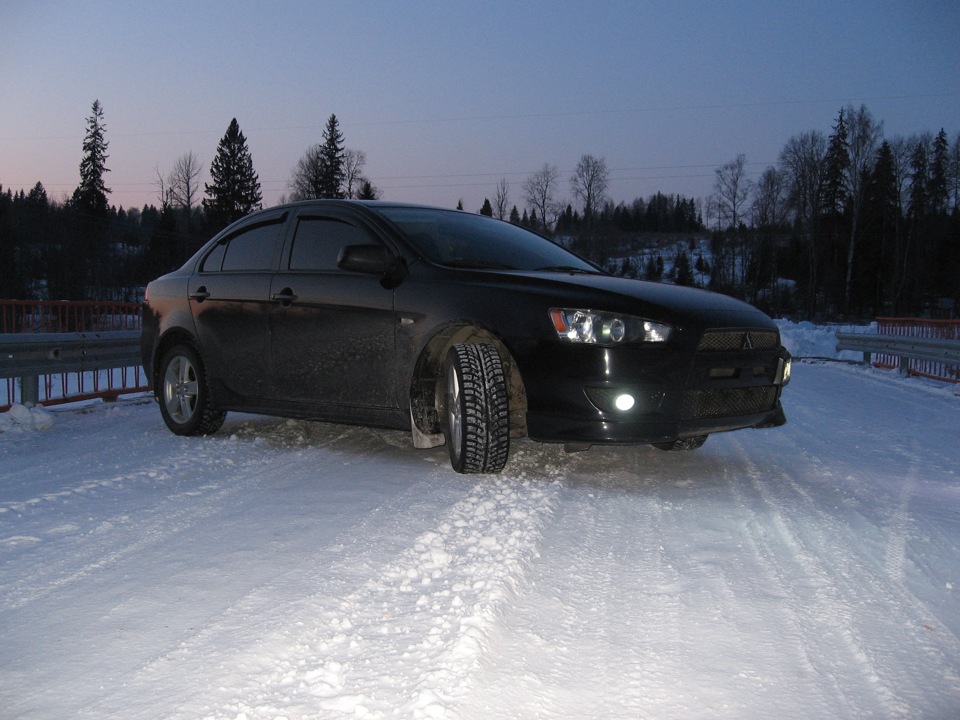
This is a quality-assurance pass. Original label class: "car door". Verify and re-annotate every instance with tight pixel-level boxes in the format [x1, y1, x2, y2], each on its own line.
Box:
[189, 214, 286, 400]
[269, 210, 397, 410]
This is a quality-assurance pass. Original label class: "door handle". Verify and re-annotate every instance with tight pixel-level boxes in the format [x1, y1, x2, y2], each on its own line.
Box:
[271, 288, 298, 306]
[189, 287, 210, 302]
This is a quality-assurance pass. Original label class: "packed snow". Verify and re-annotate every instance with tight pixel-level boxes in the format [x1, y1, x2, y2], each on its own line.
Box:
[1, 320, 958, 719]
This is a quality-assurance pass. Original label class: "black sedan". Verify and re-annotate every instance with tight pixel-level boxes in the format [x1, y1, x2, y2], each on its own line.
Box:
[141, 200, 790, 474]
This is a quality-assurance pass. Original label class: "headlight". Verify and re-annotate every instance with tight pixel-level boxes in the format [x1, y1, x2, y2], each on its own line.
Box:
[549, 309, 673, 345]
[781, 357, 792, 386]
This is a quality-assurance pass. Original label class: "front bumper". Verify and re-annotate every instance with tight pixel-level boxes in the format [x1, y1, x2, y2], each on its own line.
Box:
[520, 330, 790, 446]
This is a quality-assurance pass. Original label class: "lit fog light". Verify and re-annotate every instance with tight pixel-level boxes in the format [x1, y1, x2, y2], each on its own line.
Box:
[615, 393, 636, 411]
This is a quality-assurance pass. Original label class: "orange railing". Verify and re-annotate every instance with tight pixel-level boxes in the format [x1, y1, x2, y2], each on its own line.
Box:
[1, 301, 149, 410]
[1, 300, 142, 333]
[876, 318, 960, 383]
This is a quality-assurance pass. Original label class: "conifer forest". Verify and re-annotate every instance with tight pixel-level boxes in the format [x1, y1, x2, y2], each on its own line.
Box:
[1, 101, 957, 321]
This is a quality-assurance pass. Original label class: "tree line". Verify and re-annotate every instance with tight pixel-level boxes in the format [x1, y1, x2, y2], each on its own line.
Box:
[0, 104, 379, 301]
[702, 106, 959, 318]
[1, 100, 957, 320]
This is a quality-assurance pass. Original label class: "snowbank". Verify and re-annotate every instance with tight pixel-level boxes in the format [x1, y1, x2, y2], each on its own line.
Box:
[776, 318, 872, 360]
[0, 403, 55, 432]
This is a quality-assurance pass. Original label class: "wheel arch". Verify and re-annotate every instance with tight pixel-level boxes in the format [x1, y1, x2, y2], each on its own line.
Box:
[408, 323, 528, 441]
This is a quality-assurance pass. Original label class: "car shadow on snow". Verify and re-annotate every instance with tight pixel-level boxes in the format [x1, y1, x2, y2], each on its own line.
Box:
[546, 434, 767, 496]
[210, 413, 451, 469]
[205, 413, 768, 496]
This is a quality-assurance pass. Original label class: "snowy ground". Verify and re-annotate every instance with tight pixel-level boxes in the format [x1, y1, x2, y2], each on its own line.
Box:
[1, 321, 958, 719]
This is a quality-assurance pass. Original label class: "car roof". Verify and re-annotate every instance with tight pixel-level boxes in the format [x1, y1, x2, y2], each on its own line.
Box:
[270, 199, 455, 213]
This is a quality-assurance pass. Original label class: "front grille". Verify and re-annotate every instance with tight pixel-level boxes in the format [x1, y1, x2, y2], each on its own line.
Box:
[680, 386, 778, 419]
[697, 330, 779, 352]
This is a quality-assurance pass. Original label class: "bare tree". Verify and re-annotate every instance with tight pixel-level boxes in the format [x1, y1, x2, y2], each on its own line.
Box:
[570, 154, 609, 221]
[842, 104, 883, 312]
[342, 149, 367, 199]
[494, 178, 510, 220]
[752, 166, 788, 229]
[154, 165, 171, 209]
[289, 144, 324, 200]
[523, 163, 561, 234]
[165, 151, 203, 236]
[750, 166, 789, 306]
[712, 155, 753, 289]
[779, 131, 827, 315]
[168, 151, 203, 210]
[714, 154, 752, 231]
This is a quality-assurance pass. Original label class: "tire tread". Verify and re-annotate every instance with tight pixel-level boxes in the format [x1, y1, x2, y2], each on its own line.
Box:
[447, 343, 510, 473]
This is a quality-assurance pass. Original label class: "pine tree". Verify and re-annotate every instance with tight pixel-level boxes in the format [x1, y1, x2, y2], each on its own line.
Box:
[203, 118, 262, 231]
[908, 140, 929, 221]
[863, 140, 901, 312]
[355, 179, 380, 200]
[73, 99, 111, 216]
[644, 254, 663, 281]
[930, 129, 950, 214]
[479, 198, 493, 216]
[318, 114, 345, 198]
[822, 108, 850, 216]
[673, 249, 694, 286]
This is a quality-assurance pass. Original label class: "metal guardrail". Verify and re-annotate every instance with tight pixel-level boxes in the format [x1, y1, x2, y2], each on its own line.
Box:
[836, 332, 960, 383]
[0, 331, 148, 408]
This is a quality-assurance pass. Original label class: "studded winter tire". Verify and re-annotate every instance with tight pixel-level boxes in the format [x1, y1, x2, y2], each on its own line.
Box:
[442, 343, 510, 474]
[158, 344, 226, 436]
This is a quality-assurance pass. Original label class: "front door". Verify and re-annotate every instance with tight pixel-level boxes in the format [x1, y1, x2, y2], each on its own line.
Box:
[269, 214, 397, 410]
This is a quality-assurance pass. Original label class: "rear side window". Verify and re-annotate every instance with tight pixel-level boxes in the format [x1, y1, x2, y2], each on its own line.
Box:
[288, 217, 372, 271]
[203, 222, 281, 272]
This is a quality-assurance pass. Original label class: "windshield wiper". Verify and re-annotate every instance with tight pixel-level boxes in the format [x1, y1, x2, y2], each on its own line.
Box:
[443, 259, 517, 270]
[535, 265, 601, 275]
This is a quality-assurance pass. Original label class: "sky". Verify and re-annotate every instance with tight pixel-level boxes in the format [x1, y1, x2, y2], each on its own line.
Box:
[1, 1, 959, 215]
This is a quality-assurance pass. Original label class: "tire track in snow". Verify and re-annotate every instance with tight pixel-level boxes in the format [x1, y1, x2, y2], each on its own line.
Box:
[717, 447, 887, 717]
[0, 423, 362, 611]
[457, 465, 684, 719]
[8, 417, 475, 720]
[1, 454, 255, 610]
[131, 444, 565, 720]
[727, 434, 960, 717]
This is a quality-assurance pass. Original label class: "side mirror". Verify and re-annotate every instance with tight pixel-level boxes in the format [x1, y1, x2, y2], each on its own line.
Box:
[337, 244, 397, 276]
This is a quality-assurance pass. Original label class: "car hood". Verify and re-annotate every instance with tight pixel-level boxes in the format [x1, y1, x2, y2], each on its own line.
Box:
[503, 270, 778, 331]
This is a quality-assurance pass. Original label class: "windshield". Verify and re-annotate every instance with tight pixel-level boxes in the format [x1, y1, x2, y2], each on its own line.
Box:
[370, 206, 600, 273]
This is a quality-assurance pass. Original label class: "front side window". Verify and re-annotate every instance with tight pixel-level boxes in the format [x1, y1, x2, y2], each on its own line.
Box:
[288, 217, 372, 271]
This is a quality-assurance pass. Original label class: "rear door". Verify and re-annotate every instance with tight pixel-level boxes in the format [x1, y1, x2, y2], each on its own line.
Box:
[189, 213, 287, 400]
[269, 208, 397, 409]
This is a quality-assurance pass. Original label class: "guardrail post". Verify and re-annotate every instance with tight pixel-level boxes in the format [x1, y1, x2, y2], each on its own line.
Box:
[20, 374, 39, 407]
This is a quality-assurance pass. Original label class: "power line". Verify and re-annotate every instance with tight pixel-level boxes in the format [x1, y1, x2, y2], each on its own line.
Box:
[4, 92, 956, 142]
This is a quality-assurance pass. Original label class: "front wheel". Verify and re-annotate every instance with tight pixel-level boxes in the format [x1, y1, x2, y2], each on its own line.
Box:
[442, 343, 510, 474]
[157, 344, 226, 436]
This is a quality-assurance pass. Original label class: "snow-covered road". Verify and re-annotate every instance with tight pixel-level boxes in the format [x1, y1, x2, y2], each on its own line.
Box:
[2, 357, 959, 718]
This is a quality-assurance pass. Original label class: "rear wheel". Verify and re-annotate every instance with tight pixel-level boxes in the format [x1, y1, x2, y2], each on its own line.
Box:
[442, 343, 510, 474]
[158, 344, 226, 436]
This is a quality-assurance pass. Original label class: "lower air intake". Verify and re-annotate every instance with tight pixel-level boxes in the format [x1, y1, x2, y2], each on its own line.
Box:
[681, 386, 777, 419]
